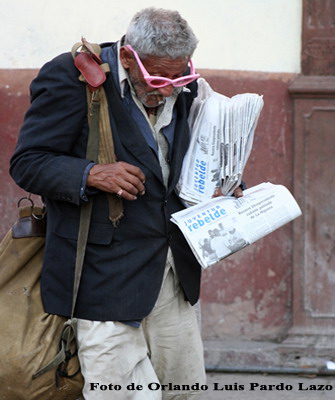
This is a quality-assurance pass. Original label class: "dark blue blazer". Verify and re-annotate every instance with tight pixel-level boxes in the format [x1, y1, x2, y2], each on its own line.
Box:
[10, 43, 202, 321]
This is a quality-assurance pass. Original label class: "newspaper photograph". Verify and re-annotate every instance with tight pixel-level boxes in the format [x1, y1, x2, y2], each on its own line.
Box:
[171, 182, 302, 269]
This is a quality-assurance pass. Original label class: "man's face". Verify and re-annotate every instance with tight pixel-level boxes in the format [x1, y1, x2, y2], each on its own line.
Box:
[120, 47, 188, 108]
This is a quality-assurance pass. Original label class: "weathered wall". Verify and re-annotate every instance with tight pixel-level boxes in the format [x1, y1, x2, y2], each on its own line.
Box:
[0, 70, 41, 226]
[0, 0, 302, 73]
[281, 0, 335, 358]
[0, 68, 297, 344]
[199, 70, 296, 342]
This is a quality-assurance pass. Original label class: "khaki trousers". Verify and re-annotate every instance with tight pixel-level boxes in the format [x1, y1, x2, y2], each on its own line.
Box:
[77, 263, 206, 400]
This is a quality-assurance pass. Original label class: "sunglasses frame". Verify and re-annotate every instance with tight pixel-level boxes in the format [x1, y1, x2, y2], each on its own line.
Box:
[126, 45, 200, 88]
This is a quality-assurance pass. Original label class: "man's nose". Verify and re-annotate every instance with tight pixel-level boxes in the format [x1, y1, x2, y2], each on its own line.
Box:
[157, 85, 174, 97]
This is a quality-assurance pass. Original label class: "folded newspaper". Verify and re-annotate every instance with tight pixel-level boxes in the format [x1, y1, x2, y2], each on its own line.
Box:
[176, 78, 264, 206]
[171, 182, 302, 269]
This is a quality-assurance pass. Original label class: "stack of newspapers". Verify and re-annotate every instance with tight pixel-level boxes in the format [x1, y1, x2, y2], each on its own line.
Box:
[173, 81, 302, 268]
[171, 182, 302, 269]
[176, 78, 264, 206]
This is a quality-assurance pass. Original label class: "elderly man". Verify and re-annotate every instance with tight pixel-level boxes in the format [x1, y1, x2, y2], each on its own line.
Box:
[10, 7, 242, 400]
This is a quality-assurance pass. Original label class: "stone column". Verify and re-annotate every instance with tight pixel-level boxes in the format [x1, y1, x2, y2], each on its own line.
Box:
[283, 0, 335, 360]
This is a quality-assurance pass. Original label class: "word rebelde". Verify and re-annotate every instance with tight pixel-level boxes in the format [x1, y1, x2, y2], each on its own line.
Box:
[184, 205, 227, 233]
[193, 159, 207, 195]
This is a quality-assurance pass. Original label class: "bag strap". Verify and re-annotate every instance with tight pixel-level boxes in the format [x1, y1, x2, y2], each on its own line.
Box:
[73, 37, 124, 225]
[87, 88, 124, 225]
[33, 40, 122, 381]
[70, 88, 100, 319]
[70, 38, 123, 317]
[32, 321, 78, 379]
[32, 65, 102, 381]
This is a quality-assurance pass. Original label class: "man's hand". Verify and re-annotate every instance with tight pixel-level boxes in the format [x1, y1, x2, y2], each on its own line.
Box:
[87, 162, 146, 201]
[212, 186, 244, 198]
[232, 186, 243, 198]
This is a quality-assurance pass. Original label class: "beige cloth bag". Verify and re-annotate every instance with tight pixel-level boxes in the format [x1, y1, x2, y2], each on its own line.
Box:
[0, 204, 83, 400]
[0, 38, 122, 399]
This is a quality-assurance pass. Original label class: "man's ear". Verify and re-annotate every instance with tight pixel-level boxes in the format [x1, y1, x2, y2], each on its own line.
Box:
[120, 46, 132, 69]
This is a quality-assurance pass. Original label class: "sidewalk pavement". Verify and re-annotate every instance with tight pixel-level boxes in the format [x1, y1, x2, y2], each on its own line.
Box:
[199, 372, 335, 399]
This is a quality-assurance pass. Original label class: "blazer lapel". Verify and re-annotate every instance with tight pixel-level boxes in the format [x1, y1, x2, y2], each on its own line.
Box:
[103, 75, 164, 183]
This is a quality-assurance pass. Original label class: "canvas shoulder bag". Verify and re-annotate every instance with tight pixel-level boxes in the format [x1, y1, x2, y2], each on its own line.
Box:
[0, 39, 121, 400]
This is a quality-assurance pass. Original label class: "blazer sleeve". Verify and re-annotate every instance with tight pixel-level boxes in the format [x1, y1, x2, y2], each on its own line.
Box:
[10, 52, 91, 205]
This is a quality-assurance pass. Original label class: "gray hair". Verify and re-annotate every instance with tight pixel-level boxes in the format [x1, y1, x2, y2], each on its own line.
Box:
[124, 7, 198, 59]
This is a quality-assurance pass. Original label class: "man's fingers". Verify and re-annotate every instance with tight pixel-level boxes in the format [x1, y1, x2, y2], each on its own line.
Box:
[233, 187, 243, 198]
[212, 187, 223, 198]
[87, 162, 146, 199]
[212, 186, 244, 198]
[121, 162, 146, 183]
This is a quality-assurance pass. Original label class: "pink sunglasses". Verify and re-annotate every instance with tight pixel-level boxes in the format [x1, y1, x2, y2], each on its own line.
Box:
[126, 45, 200, 88]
